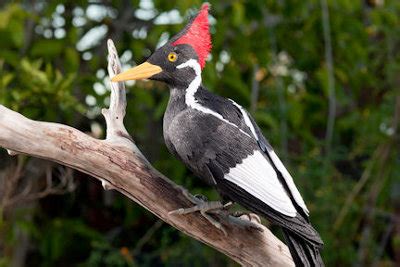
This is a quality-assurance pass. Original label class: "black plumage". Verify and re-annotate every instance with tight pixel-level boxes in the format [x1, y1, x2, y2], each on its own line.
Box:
[112, 4, 324, 266]
[164, 86, 324, 266]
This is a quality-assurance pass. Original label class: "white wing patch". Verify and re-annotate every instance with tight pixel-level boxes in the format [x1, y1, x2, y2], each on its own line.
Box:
[269, 150, 309, 215]
[224, 150, 297, 217]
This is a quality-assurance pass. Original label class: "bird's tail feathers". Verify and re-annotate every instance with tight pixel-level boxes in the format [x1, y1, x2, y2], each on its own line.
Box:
[282, 228, 324, 267]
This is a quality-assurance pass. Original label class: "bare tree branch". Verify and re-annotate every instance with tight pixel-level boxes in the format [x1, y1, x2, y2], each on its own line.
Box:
[0, 39, 294, 267]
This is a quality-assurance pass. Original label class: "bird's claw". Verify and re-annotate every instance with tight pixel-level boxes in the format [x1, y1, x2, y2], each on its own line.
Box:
[169, 201, 229, 236]
[230, 211, 262, 224]
[169, 188, 232, 236]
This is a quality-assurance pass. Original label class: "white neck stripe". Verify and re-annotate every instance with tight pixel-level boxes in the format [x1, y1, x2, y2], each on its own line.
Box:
[178, 60, 251, 138]
[177, 59, 202, 107]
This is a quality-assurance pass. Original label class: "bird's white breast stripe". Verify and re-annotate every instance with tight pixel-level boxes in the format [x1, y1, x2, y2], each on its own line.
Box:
[269, 150, 309, 214]
[177, 60, 251, 138]
[224, 150, 297, 217]
[230, 100, 258, 140]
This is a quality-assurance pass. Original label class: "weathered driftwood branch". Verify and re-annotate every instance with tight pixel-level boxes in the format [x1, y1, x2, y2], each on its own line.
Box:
[0, 39, 294, 267]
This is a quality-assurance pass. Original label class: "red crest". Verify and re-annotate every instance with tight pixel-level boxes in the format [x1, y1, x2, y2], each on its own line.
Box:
[172, 3, 211, 69]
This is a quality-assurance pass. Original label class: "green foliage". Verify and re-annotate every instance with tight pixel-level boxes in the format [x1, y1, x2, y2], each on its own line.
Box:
[0, 0, 399, 266]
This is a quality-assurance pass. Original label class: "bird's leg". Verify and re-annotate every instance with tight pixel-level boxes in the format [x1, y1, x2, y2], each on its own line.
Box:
[169, 187, 232, 235]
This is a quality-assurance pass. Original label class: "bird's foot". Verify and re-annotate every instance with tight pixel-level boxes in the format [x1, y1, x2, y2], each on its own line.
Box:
[227, 211, 264, 232]
[169, 189, 232, 236]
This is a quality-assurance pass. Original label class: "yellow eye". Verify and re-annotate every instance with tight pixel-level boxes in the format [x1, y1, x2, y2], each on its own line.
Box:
[168, 52, 177, 62]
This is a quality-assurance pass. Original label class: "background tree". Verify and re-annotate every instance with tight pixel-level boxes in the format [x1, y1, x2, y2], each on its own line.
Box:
[0, 0, 399, 266]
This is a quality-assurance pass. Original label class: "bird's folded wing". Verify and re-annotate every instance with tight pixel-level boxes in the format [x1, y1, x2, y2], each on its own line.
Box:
[241, 108, 310, 216]
[228, 98, 309, 216]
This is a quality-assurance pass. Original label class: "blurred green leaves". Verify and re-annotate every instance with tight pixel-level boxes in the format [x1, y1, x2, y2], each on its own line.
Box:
[1, 58, 84, 120]
[0, 4, 26, 48]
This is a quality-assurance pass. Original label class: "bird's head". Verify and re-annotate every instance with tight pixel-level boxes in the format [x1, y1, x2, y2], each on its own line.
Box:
[112, 3, 211, 88]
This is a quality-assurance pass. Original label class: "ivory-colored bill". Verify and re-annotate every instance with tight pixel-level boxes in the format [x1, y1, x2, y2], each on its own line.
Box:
[111, 62, 162, 82]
